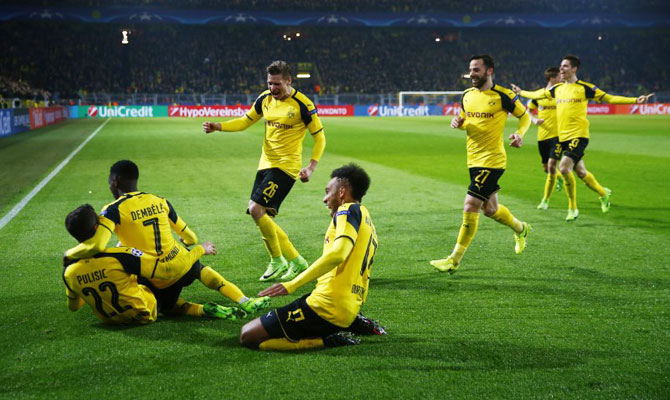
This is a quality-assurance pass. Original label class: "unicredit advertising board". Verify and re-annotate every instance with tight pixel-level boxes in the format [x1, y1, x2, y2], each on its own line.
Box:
[78, 105, 167, 118]
[355, 105, 444, 117]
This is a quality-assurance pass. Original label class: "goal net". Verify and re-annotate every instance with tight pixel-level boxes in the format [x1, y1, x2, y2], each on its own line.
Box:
[397, 91, 463, 117]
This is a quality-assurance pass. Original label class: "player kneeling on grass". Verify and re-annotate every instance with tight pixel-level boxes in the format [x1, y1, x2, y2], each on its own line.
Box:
[64, 160, 270, 316]
[63, 204, 241, 324]
[239, 164, 386, 351]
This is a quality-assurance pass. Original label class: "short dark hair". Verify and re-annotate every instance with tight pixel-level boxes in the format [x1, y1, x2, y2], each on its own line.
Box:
[266, 60, 291, 79]
[544, 67, 560, 81]
[563, 55, 581, 69]
[65, 204, 98, 242]
[331, 163, 371, 202]
[110, 160, 139, 181]
[470, 54, 494, 71]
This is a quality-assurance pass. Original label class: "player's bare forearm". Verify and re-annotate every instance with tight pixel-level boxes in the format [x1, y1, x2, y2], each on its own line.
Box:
[259, 283, 289, 297]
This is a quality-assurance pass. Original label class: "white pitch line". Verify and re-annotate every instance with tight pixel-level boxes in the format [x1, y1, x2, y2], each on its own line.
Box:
[0, 118, 111, 231]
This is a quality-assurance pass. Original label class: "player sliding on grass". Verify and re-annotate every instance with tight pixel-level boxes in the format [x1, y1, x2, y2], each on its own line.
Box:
[64, 160, 270, 316]
[203, 60, 326, 282]
[63, 204, 240, 324]
[239, 164, 386, 351]
[520, 67, 567, 210]
[512, 55, 654, 221]
[431, 54, 532, 275]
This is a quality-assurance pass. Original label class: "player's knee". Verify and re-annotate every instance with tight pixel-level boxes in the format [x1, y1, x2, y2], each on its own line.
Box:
[483, 207, 496, 217]
[542, 164, 549, 174]
[239, 323, 260, 349]
[247, 202, 265, 220]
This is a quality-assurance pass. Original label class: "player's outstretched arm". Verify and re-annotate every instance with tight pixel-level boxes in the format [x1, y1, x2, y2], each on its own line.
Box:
[203, 114, 257, 133]
[65, 217, 113, 260]
[166, 201, 198, 246]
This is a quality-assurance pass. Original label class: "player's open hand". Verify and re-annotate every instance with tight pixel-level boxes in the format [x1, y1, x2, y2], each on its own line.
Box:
[637, 93, 655, 104]
[535, 118, 545, 126]
[509, 133, 523, 148]
[259, 283, 289, 297]
[450, 116, 464, 129]
[510, 84, 521, 94]
[202, 121, 219, 134]
[202, 241, 217, 255]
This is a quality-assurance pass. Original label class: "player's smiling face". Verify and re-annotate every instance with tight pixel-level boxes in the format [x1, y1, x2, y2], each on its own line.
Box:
[468, 59, 491, 89]
[267, 74, 292, 100]
[560, 59, 576, 81]
[323, 178, 344, 217]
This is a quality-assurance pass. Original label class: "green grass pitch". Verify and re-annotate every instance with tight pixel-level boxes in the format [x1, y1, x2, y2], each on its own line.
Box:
[0, 115, 668, 399]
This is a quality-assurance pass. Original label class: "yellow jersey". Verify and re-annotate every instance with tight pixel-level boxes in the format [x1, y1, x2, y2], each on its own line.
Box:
[63, 247, 158, 325]
[245, 89, 325, 178]
[522, 80, 637, 141]
[459, 84, 530, 169]
[98, 192, 199, 289]
[527, 94, 558, 141]
[305, 203, 378, 328]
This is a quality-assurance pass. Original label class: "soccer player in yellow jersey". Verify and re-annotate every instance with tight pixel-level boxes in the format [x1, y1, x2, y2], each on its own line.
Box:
[239, 164, 386, 351]
[430, 55, 532, 274]
[63, 204, 240, 324]
[203, 60, 326, 282]
[519, 67, 565, 210]
[512, 55, 654, 221]
[64, 160, 269, 315]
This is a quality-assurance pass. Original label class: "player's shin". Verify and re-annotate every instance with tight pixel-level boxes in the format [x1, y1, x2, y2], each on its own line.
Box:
[258, 338, 324, 351]
[581, 172, 606, 197]
[450, 211, 479, 263]
[200, 266, 246, 303]
[490, 205, 524, 233]
[274, 222, 299, 261]
[255, 214, 282, 258]
[544, 173, 557, 200]
[564, 172, 578, 209]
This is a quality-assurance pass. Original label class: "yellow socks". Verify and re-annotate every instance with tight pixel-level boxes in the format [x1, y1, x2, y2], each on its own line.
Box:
[450, 211, 479, 263]
[581, 172, 606, 197]
[172, 298, 203, 317]
[199, 266, 245, 303]
[543, 173, 557, 200]
[563, 172, 578, 209]
[255, 214, 281, 258]
[275, 223, 299, 261]
[490, 204, 524, 233]
[259, 338, 324, 351]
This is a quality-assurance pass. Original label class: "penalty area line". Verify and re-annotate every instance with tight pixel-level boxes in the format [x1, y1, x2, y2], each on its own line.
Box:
[0, 118, 111, 231]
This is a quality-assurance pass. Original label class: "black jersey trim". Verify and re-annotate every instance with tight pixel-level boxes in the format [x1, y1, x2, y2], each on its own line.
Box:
[254, 93, 270, 115]
[292, 90, 313, 126]
[93, 251, 142, 275]
[310, 128, 323, 136]
[335, 235, 355, 246]
[491, 85, 516, 114]
[576, 81, 597, 99]
[166, 200, 178, 223]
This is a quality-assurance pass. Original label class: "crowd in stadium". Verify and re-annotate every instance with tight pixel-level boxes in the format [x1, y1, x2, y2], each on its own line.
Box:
[1, 22, 667, 103]
[13, 0, 670, 13]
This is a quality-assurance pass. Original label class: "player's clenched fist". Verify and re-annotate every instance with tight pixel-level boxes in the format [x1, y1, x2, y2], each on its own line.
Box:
[202, 121, 220, 133]
[451, 116, 464, 129]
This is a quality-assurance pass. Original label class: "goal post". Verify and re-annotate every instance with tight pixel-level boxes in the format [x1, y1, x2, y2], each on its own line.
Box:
[398, 91, 463, 116]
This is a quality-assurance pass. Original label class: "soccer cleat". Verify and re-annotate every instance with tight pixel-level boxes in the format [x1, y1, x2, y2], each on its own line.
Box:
[346, 313, 387, 336]
[565, 208, 579, 222]
[555, 175, 564, 192]
[240, 296, 271, 314]
[600, 188, 612, 213]
[514, 222, 532, 255]
[280, 255, 309, 281]
[259, 257, 288, 281]
[537, 199, 549, 210]
[323, 331, 361, 348]
[203, 302, 246, 320]
[430, 257, 459, 274]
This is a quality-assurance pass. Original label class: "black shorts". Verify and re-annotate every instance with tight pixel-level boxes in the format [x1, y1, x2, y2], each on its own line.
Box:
[538, 137, 561, 164]
[260, 294, 343, 342]
[138, 260, 203, 312]
[561, 137, 589, 163]
[467, 167, 504, 202]
[249, 168, 296, 216]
